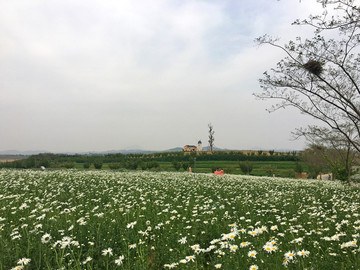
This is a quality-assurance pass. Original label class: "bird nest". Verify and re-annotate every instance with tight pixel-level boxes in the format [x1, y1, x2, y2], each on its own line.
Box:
[303, 60, 323, 76]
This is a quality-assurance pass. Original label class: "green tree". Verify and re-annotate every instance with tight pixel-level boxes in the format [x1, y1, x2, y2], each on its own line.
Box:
[62, 162, 75, 169]
[83, 162, 91, 169]
[302, 145, 329, 179]
[294, 162, 303, 173]
[263, 165, 277, 177]
[172, 160, 181, 171]
[182, 162, 189, 171]
[108, 163, 121, 170]
[93, 162, 103, 170]
[239, 161, 253, 175]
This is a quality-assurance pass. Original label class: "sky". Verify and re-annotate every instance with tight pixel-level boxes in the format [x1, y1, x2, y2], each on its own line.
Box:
[0, 0, 325, 153]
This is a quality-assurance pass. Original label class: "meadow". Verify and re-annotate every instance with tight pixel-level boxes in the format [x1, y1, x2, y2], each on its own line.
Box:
[0, 169, 359, 269]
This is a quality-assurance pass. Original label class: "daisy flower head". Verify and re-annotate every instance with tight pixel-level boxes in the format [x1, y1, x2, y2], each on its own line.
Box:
[115, 255, 125, 266]
[248, 250, 257, 258]
[186, 255, 195, 262]
[263, 244, 274, 253]
[259, 226, 268, 233]
[228, 232, 237, 240]
[248, 230, 258, 237]
[11, 266, 23, 270]
[41, 233, 52, 244]
[297, 250, 310, 257]
[17, 258, 31, 266]
[178, 236, 187, 244]
[129, 243, 137, 249]
[249, 265, 259, 270]
[284, 251, 296, 260]
[266, 240, 277, 246]
[126, 221, 137, 229]
[229, 244, 238, 252]
[102, 248, 113, 256]
[190, 244, 200, 251]
[164, 263, 178, 269]
[215, 263, 222, 269]
[82, 256, 92, 265]
[240, 241, 250, 248]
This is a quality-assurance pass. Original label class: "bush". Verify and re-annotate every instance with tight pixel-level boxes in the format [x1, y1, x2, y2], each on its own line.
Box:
[62, 162, 75, 169]
[93, 162, 103, 170]
[294, 162, 303, 173]
[239, 161, 253, 175]
[172, 160, 181, 171]
[182, 163, 189, 171]
[263, 165, 277, 177]
[83, 162, 91, 169]
[147, 161, 159, 170]
[108, 163, 121, 170]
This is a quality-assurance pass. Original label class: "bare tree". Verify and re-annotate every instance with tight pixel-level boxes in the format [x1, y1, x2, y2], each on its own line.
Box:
[208, 123, 215, 152]
[254, 0, 360, 153]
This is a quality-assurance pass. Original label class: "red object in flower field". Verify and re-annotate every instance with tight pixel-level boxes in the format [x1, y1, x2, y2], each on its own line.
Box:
[214, 170, 224, 175]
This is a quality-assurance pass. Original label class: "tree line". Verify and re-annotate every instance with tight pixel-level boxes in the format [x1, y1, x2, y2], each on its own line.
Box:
[0, 151, 298, 169]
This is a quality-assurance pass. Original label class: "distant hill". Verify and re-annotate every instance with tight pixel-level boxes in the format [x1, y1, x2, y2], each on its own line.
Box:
[0, 154, 27, 161]
[0, 150, 48, 155]
[0, 148, 184, 156]
[0, 147, 299, 156]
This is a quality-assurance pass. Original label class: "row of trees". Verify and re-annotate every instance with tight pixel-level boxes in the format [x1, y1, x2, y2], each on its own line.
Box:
[0, 150, 299, 169]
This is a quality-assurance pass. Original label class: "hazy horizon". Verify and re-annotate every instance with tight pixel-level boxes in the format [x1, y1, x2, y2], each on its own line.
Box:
[1, 0, 323, 153]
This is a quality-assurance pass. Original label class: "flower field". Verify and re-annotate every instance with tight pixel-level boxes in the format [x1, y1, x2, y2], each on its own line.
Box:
[0, 169, 359, 269]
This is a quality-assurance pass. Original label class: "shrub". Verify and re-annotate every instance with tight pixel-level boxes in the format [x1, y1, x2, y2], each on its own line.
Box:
[108, 163, 121, 170]
[239, 161, 253, 175]
[172, 160, 181, 171]
[83, 162, 91, 169]
[62, 162, 75, 169]
[93, 162, 103, 170]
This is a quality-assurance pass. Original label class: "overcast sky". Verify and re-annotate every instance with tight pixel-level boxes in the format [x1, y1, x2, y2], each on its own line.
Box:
[0, 0, 324, 153]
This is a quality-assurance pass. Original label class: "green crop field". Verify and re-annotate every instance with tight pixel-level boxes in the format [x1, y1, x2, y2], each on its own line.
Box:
[157, 161, 303, 178]
[0, 169, 359, 269]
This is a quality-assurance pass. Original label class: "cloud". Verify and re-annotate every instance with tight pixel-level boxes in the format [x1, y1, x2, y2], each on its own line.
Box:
[0, 0, 322, 152]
